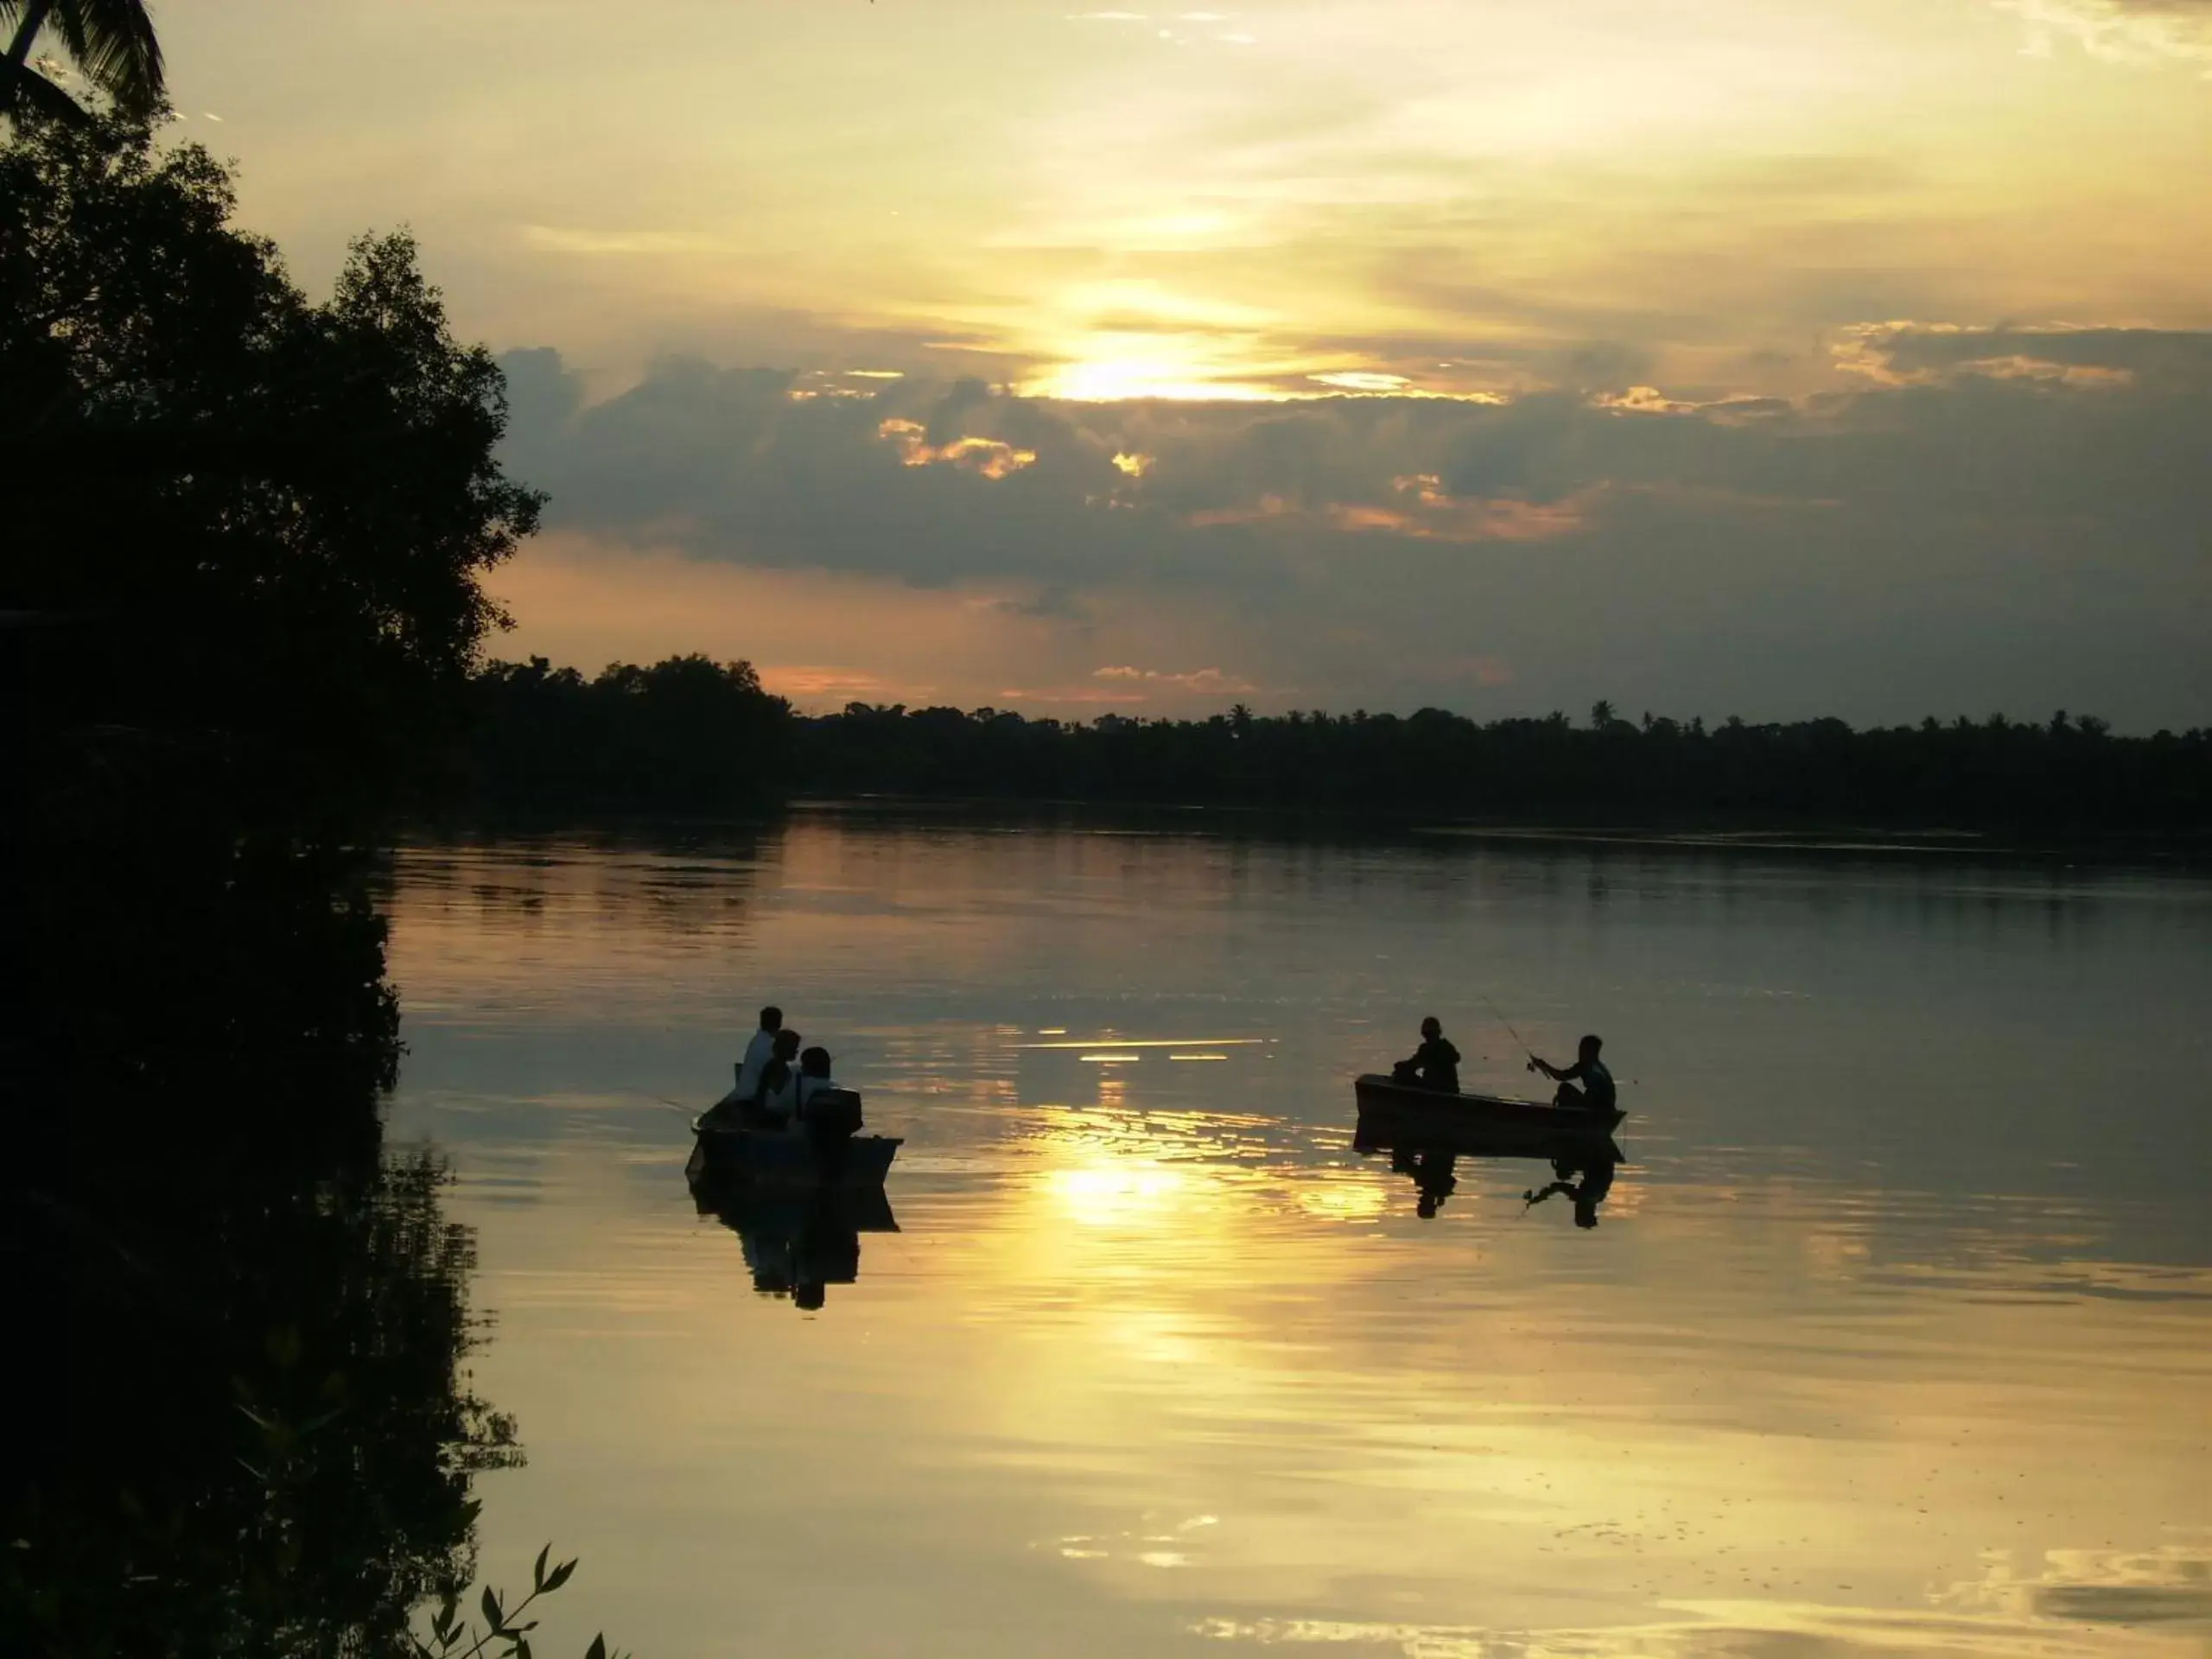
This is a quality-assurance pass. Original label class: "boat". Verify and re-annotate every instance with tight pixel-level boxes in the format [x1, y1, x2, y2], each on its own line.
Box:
[687, 1122, 903, 1188]
[686, 1086, 902, 1189]
[1353, 1090, 1626, 1224]
[1351, 1072, 1624, 1145]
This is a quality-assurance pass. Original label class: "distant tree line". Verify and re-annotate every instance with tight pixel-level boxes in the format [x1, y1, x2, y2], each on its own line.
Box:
[449, 654, 792, 810]
[452, 660, 2211, 836]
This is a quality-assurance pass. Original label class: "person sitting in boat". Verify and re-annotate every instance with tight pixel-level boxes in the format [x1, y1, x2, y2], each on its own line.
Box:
[734, 1005, 784, 1104]
[795, 1046, 864, 1172]
[1393, 1016, 1461, 1092]
[750, 1028, 804, 1131]
[795, 1045, 838, 1113]
[1529, 1034, 1615, 1113]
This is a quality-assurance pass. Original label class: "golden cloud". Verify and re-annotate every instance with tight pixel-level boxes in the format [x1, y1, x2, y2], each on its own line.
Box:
[877, 417, 1039, 479]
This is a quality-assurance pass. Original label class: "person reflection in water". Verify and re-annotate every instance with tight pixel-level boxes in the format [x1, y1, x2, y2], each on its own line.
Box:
[1523, 1148, 1618, 1229]
[709, 1192, 868, 1310]
[1394, 1016, 1461, 1093]
[1391, 1146, 1460, 1217]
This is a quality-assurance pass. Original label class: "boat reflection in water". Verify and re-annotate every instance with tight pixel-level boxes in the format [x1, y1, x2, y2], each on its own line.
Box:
[688, 1173, 900, 1310]
[1355, 1104, 1626, 1226]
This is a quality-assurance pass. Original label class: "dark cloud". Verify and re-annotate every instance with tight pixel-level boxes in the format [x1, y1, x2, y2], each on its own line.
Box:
[495, 333, 2212, 726]
[1855, 324, 2212, 388]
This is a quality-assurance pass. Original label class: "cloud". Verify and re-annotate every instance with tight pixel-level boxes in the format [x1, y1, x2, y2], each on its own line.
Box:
[1840, 322, 2212, 389]
[1093, 665, 1257, 694]
[877, 418, 1039, 480]
[1998, 0, 2212, 65]
[494, 334, 2212, 726]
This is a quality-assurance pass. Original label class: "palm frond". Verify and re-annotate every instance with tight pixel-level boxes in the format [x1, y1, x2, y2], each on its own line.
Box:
[52, 0, 162, 113]
[3, 61, 89, 123]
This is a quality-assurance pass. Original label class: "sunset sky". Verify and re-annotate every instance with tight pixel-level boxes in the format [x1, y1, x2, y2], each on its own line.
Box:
[152, 0, 2210, 722]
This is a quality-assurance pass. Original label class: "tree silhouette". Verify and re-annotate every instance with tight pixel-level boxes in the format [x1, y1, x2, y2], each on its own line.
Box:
[3, 113, 544, 818]
[1, 0, 163, 122]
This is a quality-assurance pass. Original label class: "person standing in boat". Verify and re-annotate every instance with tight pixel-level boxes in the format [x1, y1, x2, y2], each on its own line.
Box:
[1396, 1016, 1461, 1093]
[735, 1006, 784, 1104]
[1529, 1034, 1616, 1114]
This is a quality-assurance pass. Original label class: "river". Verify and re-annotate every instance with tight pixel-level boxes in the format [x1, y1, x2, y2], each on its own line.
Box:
[379, 812, 2212, 1657]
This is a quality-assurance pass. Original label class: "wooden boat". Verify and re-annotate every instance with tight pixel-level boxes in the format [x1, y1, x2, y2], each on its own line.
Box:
[687, 1121, 903, 1188]
[686, 1085, 902, 1190]
[1352, 1073, 1624, 1144]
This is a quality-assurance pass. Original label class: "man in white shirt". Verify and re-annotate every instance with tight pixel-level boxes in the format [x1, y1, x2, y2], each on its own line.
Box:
[734, 1005, 783, 1104]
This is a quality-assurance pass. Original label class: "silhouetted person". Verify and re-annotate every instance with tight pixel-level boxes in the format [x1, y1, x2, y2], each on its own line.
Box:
[748, 1028, 803, 1130]
[1394, 1016, 1461, 1093]
[795, 1045, 838, 1112]
[795, 1045, 861, 1179]
[1522, 1148, 1618, 1229]
[1531, 1033, 1615, 1113]
[735, 1005, 783, 1103]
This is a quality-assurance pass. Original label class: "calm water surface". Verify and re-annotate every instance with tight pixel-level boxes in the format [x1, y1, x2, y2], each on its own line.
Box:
[380, 816, 2212, 1657]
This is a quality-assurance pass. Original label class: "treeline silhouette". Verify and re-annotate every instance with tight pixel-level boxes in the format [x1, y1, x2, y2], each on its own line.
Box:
[454, 653, 791, 810]
[456, 660, 2209, 836]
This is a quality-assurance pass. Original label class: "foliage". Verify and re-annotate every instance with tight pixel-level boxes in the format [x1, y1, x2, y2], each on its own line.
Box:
[0, 111, 543, 823]
[454, 653, 791, 811]
[446, 664, 2210, 833]
[773, 701, 2211, 836]
[415, 1547, 623, 1659]
[0, 810, 626, 1656]
[1, 0, 165, 122]
[0, 96, 618, 1659]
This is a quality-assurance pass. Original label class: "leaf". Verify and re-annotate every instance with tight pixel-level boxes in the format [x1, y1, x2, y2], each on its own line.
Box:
[585, 1636, 607, 1659]
[533, 1545, 550, 1591]
[481, 1586, 503, 1630]
[543, 1558, 576, 1592]
[515, 1640, 532, 1659]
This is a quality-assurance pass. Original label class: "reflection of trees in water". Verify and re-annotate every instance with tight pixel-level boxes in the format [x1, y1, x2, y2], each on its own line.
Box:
[4, 844, 520, 1656]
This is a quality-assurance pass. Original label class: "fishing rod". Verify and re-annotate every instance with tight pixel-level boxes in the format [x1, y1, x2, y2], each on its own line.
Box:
[1474, 992, 1541, 1073]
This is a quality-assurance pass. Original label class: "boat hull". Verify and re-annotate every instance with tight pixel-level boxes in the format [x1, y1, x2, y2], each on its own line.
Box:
[1352, 1073, 1623, 1146]
[687, 1120, 903, 1189]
